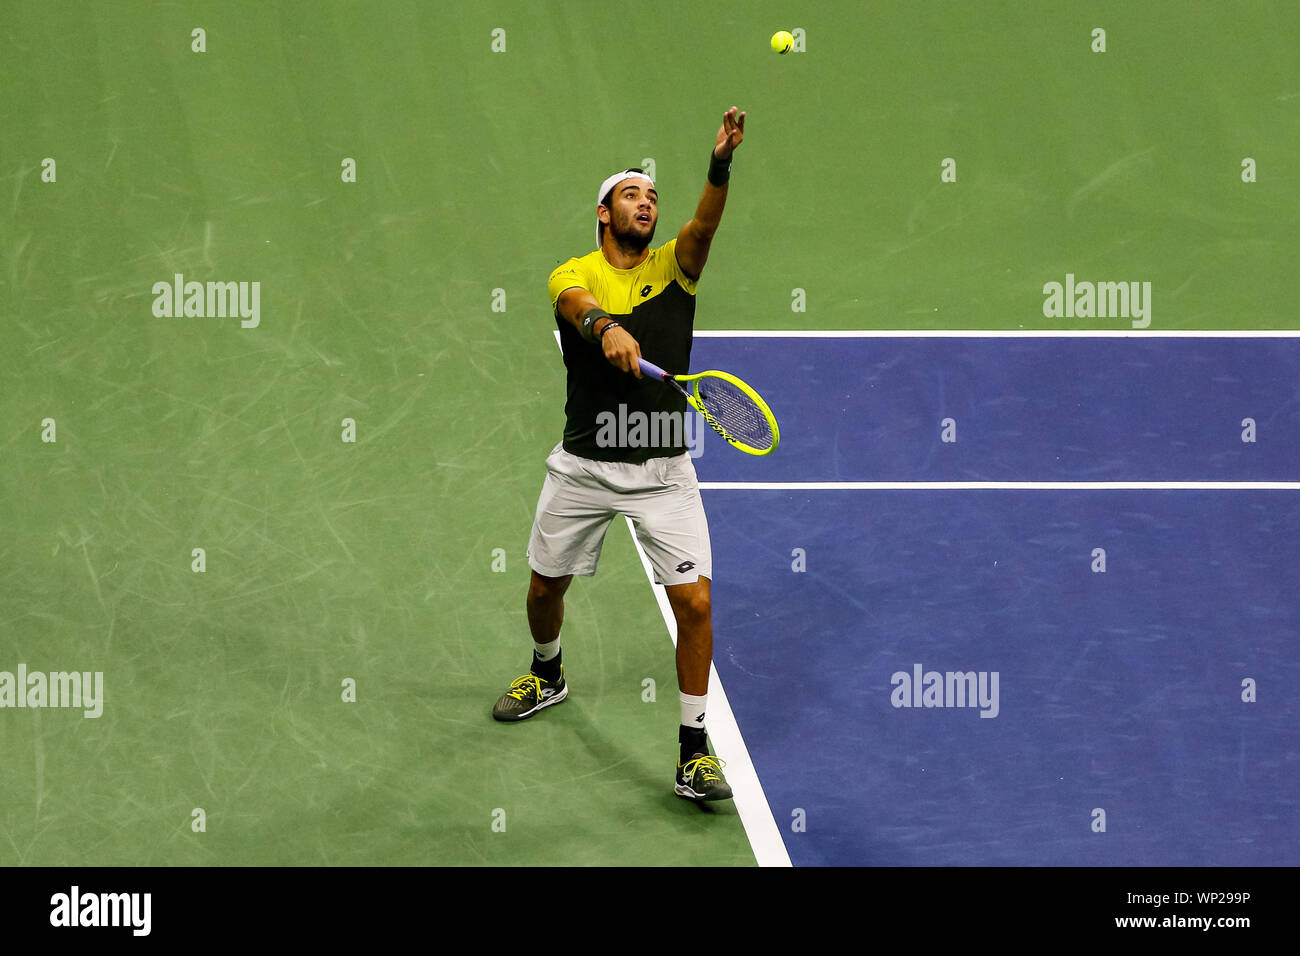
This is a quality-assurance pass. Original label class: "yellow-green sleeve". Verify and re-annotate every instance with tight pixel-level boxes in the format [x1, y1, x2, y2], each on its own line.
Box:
[548, 258, 590, 312]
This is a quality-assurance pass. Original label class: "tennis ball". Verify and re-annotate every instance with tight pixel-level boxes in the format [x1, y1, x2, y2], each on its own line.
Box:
[771, 30, 794, 54]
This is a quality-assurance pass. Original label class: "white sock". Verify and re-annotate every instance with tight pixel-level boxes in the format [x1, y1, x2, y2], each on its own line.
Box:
[533, 638, 561, 662]
[680, 692, 707, 730]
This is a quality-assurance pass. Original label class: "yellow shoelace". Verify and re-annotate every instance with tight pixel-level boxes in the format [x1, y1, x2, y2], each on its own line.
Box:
[506, 674, 544, 700]
[681, 755, 726, 781]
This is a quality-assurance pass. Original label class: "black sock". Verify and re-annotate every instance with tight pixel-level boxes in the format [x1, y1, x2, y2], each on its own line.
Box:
[531, 649, 561, 682]
[679, 725, 707, 763]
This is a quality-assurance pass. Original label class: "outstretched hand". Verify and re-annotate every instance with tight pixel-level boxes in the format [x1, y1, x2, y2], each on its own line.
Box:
[713, 106, 746, 160]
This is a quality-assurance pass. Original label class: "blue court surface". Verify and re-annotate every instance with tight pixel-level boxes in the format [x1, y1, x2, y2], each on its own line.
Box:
[690, 335, 1299, 866]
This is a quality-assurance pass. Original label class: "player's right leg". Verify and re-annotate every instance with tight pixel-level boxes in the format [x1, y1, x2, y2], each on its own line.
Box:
[493, 444, 614, 722]
[492, 571, 573, 721]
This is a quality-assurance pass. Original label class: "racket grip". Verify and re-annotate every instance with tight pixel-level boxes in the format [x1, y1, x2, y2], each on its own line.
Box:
[637, 358, 669, 381]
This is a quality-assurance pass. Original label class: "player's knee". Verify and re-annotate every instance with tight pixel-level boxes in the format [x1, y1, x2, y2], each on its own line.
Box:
[528, 571, 571, 604]
[675, 590, 712, 627]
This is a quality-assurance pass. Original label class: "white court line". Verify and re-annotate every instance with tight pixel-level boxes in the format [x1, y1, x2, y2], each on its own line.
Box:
[692, 332, 1299, 490]
[624, 517, 792, 868]
[701, 481, 1300, 491]
[694, 329, 1300, 338]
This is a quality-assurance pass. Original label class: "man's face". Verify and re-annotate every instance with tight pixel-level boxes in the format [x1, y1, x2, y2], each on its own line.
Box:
[601, 179, 658, 250]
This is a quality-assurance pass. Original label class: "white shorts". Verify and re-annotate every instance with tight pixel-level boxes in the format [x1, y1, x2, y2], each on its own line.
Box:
[526, 443, 713, 586]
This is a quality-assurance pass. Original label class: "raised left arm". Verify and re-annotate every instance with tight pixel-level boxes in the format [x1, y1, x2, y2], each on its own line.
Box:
[676, 106, 745, 280]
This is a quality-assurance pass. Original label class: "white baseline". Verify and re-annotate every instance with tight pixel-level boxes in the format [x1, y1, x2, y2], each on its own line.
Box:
[693, 329, 1300, 338]
[701, 481, 1300, 491]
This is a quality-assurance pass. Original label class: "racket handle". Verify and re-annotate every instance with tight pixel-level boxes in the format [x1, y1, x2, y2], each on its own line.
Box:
[637, 358, 669, 381]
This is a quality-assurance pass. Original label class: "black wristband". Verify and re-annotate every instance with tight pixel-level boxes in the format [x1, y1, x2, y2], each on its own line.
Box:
[597, 320, 621, 341]
[707, 150, 731, 187]
[581, 308, 613, 343]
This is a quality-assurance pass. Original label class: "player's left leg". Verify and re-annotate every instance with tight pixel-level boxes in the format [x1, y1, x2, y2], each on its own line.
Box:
[666, 577, 731, 801]
[666, 577, 711, 698]
[623, 453, 731, 801]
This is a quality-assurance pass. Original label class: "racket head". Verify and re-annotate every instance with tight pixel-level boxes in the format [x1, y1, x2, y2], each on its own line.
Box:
[685, 370, 780, 455]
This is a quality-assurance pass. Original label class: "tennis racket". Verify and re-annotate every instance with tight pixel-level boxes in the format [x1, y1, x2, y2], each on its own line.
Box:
[638, 358, 780, 455]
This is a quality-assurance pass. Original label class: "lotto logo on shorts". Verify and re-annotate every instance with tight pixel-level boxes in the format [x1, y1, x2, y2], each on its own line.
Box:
[675, 561, 696, 574]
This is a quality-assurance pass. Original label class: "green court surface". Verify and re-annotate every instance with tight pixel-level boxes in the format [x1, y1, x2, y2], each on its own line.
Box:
[1, 1, 1297, 867]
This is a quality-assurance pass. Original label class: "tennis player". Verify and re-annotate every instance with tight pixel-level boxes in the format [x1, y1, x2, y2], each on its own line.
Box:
[493, 107, 746, 803]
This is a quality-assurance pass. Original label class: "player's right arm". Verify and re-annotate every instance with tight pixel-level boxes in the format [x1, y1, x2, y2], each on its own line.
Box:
[554, 286, 643, 378]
